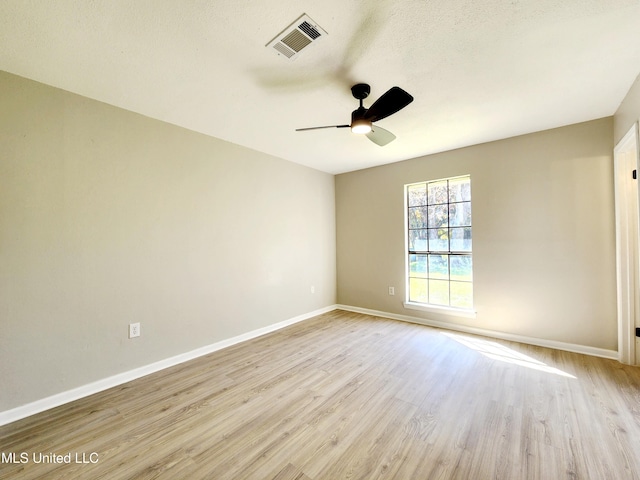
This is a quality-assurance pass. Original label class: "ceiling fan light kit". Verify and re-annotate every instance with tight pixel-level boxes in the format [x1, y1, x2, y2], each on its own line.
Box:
[296, 83, 413, 146]
[351, 109, 372, 134]
[351, 121, 372, 134]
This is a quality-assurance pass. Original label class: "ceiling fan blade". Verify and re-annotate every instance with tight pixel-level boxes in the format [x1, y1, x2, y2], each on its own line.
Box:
[365, 87, 414, 122]
[366, 125, 396, 146]
[296, 125, 350, 131]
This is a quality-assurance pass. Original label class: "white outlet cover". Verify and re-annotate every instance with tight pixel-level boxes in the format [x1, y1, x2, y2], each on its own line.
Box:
[129, 323, 140, 338]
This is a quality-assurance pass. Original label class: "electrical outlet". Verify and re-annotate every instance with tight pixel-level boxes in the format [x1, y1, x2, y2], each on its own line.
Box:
[388, 286, 395, 295]
[129, 323, 140, 339]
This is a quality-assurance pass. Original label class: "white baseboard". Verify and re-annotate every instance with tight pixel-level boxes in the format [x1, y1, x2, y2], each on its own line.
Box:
[0, 305, 337, 427]
[1, 303, 618, 427]
[336, 304, 619, 360]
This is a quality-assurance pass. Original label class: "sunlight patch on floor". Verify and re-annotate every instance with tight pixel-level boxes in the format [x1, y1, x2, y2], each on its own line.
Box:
[441, 332, 576, 379]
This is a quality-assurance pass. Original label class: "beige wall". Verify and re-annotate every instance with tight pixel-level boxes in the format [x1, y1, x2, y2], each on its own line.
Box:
[336, 117, 617, 350]
[0, 71, 336, 411]
[614, 73, 640, 144]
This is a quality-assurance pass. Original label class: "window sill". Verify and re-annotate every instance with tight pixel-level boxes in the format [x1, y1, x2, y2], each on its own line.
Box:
[403, 302, 477, 319]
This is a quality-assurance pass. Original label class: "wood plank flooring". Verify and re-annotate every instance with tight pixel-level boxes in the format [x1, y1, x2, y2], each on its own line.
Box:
[2, 309, 640, 479]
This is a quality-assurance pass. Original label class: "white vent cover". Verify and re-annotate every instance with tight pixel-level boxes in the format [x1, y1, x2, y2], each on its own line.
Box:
[266, 14, 327, 60]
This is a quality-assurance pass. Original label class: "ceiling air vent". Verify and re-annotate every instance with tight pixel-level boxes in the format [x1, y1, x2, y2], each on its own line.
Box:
[267, 14, 327, 60]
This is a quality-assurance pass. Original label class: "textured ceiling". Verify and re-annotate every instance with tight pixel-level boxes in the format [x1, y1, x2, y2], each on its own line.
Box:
[1, 0, 640, 173]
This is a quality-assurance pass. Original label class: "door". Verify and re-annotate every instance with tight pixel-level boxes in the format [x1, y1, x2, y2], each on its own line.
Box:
[614, 123, 640, 365]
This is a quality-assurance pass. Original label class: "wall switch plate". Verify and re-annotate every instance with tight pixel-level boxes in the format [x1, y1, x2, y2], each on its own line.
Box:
[310, 285, 315, 294]
[388, 286, 395, 295]
[129, 323, 140, 338]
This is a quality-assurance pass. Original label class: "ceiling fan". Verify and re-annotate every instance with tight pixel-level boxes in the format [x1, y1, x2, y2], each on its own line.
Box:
[296, 83, 414, 146]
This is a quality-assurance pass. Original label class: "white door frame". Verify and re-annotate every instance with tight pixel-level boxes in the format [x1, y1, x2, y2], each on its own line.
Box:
[614, 123, 640, 365]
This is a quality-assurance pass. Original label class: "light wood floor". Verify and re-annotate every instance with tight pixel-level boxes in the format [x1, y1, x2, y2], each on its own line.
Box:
[2, 310, 640, 479]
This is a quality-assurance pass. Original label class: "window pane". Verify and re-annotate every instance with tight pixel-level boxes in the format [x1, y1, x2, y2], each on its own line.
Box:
[428, 204, 448, 228]
[428, 181, 448, 205]
[450, 227, 472, 251]
[409, 278, 428, 303]
[408, 184, 427, 207]
[406, 175, 472, 310]
[428, 228, 449, 252]
[408, 206, 428, 228]
[409, 255, 428, 278]
[451, 281, 473, 308]
[449, 201, 471, 227]
[428, 254, 449, 280]
[449, 177, 471, 202]
[409, 229, 428, 251]
[450, 255, 472, 281]
[428, 279, 449, 306]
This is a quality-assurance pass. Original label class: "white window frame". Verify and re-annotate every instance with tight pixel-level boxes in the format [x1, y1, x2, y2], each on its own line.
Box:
[403, 175, 476, 318]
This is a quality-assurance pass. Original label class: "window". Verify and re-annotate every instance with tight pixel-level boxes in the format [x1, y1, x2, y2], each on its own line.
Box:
[406, 175, 473, 310]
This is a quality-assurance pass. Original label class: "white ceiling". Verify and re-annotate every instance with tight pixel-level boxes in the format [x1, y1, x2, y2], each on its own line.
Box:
[1, 1, 640, 174]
